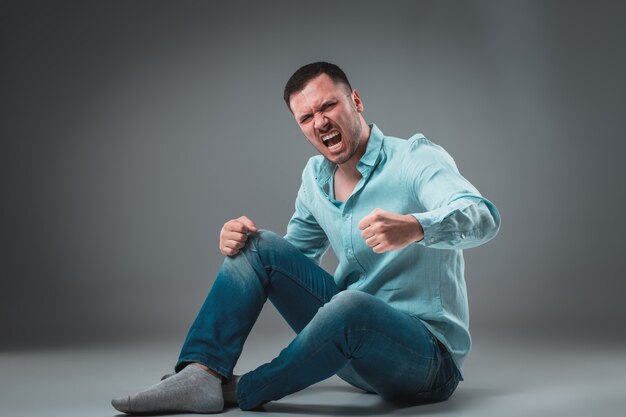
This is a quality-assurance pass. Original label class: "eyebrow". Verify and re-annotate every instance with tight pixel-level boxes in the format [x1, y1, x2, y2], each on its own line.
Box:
[297, 98, 338, 122]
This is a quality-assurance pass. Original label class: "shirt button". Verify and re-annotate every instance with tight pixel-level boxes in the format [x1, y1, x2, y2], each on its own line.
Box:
[429, 237, 435, 243]
[347, 249, 353, 255]
[344, 213, 351, 219]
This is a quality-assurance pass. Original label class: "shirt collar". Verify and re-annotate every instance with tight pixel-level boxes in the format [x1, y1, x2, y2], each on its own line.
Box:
[358, 123, 384, 167]
[316, 123, 384, 186]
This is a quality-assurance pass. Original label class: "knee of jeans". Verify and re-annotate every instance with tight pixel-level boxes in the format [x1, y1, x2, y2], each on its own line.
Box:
[325, 290, 376, 326]
[318, 291, 380, 355]
[256, 229, 283, 243]
[245, 229, 283, 251]
[243, 229, 289, 263]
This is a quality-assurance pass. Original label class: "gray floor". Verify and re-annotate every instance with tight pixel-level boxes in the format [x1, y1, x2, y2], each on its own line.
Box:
[1, 331, 625, 417]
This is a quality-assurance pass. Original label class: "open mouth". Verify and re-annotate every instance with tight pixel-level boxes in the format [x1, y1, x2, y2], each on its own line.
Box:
[321, 130, 342, 152]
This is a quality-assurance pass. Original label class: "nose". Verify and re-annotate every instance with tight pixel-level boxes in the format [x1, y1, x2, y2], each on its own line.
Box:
[313, 112, 329, 131]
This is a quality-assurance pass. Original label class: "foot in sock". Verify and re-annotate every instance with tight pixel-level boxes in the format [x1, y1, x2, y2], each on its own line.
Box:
[111, 365, 224, 414]
[162, 370, 240, 406]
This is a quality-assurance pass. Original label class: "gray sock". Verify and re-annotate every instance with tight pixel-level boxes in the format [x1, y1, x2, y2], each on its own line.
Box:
[111, 365, 224, 414]
[223, 375, 240, 406]
[162, 371, 239, 406]
[161, 371, 175, 381]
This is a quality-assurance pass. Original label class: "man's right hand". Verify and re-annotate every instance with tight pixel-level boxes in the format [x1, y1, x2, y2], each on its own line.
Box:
[219, 216, 258, 256]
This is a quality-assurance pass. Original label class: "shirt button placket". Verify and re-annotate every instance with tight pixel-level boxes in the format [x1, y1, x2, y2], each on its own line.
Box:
[343, 210, 353, 259]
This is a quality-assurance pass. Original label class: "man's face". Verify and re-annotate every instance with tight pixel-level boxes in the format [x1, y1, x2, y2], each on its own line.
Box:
[289, 73, 365, 165]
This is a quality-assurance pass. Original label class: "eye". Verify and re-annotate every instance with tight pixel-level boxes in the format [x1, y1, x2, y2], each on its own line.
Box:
[321, 101, 337, 111]
[299, 115, 312, 123]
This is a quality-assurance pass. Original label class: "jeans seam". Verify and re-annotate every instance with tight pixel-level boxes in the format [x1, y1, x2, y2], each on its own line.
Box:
[264, 264, 333, 305]
[184, 326, 242, 374]
[349, 327, 436, 360]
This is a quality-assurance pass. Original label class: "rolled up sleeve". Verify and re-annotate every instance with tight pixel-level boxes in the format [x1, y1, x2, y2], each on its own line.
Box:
[405, 138, 501, 250]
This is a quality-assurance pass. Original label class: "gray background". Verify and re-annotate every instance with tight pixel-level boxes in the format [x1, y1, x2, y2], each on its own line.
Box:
[2, 0, 625, 353]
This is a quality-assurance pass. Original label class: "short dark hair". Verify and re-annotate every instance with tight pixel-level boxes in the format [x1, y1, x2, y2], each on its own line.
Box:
[283, 62, 353, 111]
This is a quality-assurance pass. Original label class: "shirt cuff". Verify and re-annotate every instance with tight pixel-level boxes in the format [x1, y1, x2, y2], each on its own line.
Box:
[410, 212, 439, 246]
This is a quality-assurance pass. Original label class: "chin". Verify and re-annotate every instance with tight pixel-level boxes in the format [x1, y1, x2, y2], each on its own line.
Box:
[330, 155, 350, 165]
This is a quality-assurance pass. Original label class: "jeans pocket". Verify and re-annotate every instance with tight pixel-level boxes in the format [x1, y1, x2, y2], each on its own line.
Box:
[414, 372, 460, 404]
[412, 341, 461, 404]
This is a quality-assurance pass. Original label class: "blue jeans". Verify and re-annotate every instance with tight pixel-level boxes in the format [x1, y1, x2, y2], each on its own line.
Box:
[176, 230, 461, 410]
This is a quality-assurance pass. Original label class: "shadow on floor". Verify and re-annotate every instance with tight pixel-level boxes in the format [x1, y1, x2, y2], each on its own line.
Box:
[260, 385, 512, 416]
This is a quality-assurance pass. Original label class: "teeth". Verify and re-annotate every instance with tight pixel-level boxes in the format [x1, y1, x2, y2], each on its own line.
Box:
[322, 131, 340, 143]
[328, 141, 341, 151]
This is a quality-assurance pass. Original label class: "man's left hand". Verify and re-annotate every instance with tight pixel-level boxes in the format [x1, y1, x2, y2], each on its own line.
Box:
[358, 208, 424, 253]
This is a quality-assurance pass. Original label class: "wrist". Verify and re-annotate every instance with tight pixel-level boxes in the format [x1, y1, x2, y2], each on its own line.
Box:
[406, 214, 424, 242]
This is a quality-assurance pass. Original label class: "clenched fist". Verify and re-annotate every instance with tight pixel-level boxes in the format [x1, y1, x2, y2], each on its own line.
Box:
[358, 208, 424, 253]
[219, 216, 258, 256]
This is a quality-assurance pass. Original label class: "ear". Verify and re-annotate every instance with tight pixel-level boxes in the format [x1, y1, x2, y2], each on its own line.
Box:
[351, 89, 364, 112]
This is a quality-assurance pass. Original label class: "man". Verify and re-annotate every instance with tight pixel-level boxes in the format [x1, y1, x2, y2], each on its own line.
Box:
[112, 62, 500, 413]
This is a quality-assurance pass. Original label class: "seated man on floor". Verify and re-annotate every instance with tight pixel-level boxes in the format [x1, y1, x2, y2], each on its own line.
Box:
[112, 61, 501, 413]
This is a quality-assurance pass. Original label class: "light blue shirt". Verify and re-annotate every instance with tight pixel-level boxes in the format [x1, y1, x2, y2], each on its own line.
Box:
[284, 124, 501, 371]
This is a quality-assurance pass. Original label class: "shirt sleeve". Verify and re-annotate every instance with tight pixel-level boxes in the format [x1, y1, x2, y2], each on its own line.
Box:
[405, 137, 501, 250]
[284, 180, 330, 264]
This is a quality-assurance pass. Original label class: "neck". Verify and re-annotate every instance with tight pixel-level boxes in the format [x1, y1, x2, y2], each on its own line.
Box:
[336, 120, 371, 179]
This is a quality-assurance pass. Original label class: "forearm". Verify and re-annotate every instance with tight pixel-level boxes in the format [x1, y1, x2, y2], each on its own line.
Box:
[412, 197, 500, 250]
[284, 218, 329, 264]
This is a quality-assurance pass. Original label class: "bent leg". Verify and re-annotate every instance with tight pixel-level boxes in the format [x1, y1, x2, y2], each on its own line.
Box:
[113, 230, 338, 414]
[176, 230, 340, 378]
[237, 290, 461, 410]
